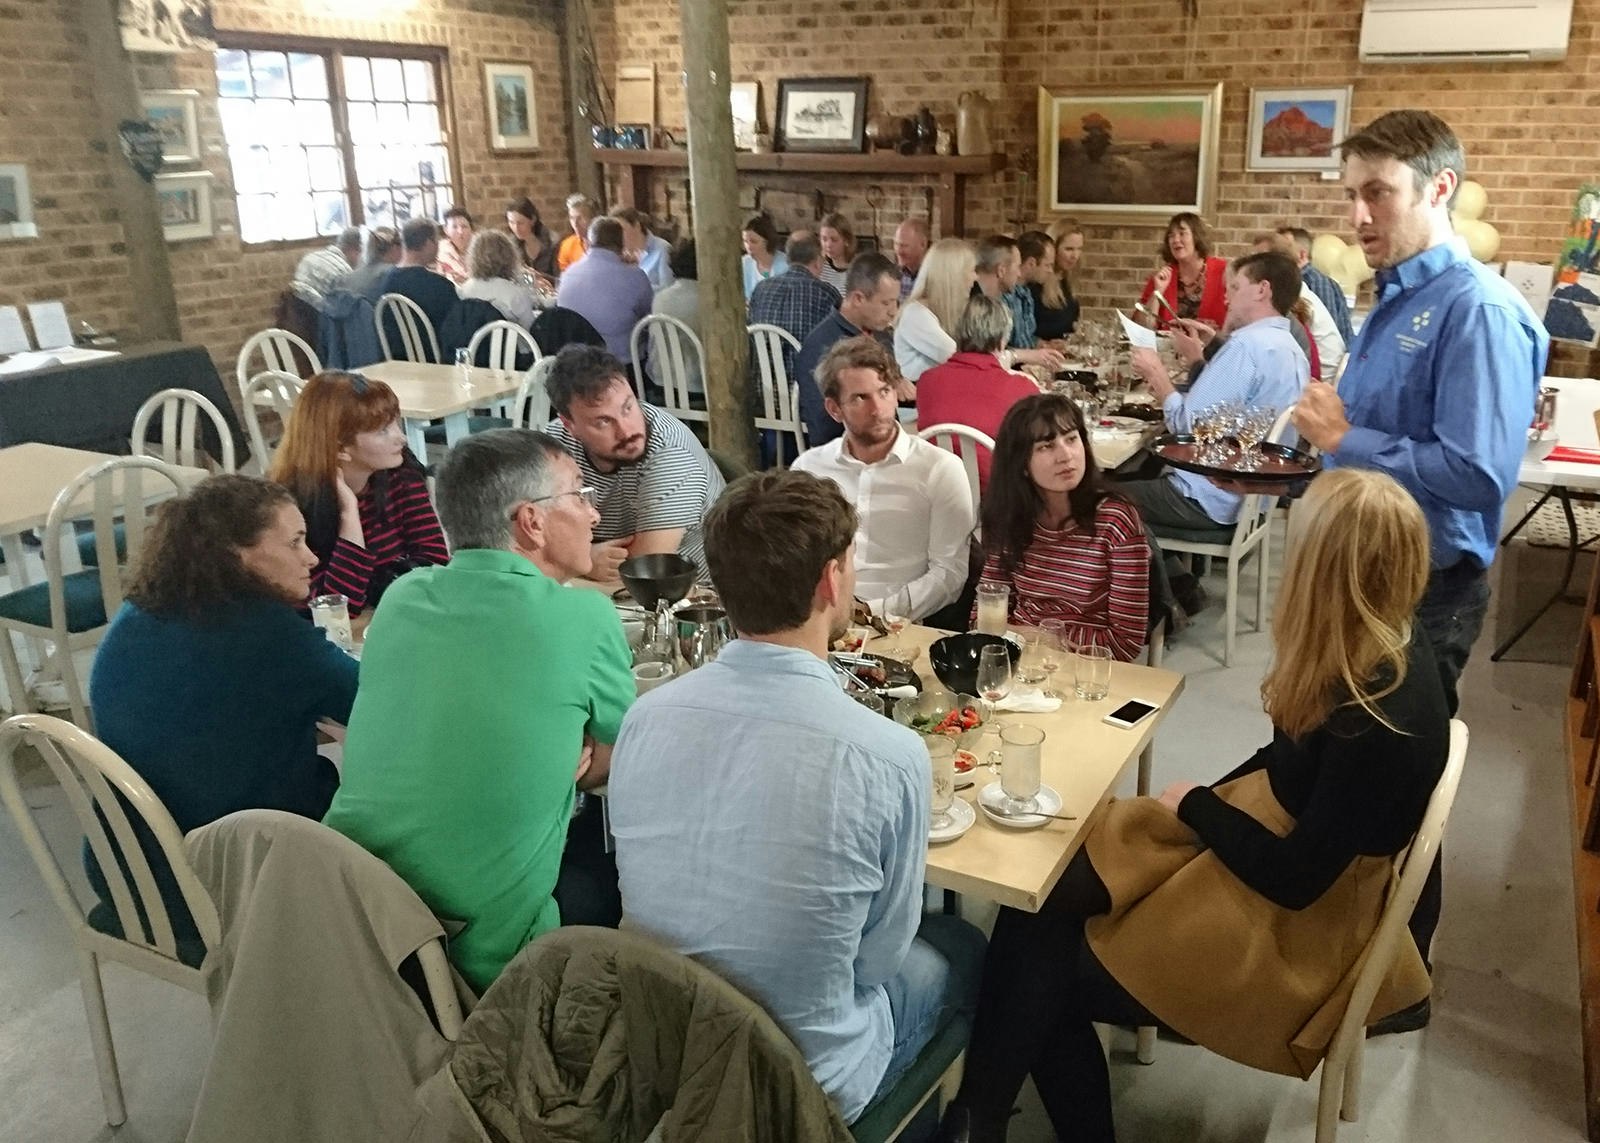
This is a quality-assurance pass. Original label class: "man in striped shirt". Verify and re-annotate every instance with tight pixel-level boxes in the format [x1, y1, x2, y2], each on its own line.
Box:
[544, 345, 725, 582]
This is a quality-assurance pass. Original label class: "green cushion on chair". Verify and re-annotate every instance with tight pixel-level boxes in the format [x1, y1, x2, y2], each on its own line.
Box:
[0, 568, 111, 631]
[423, 415, 513, 444]
[77, 522, 128, 568]
[849, 1010, 972, 1143]
[87, 900, 207, 969]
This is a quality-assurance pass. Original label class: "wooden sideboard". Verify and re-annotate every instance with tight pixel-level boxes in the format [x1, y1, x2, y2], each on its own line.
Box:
[592, 147, 1007, 237]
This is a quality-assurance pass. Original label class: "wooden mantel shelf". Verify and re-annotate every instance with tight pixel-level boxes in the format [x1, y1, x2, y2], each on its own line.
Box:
[593, 148, 1006, 235]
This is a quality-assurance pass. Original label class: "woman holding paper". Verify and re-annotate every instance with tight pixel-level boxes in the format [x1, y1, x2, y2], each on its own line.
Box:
[1136, 212, 1229, 330]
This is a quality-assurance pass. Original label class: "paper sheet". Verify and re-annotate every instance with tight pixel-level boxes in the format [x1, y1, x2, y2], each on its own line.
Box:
[27, 301, 72, 349]
[1118, 310, 1159, 350]
[0, 306, 30, 354]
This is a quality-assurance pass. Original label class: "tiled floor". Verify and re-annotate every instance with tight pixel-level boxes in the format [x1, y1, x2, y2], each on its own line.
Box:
[0, 504, 1590, 1141]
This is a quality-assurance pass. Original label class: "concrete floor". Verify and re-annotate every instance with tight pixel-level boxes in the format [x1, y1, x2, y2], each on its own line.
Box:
[0, 498, 1589, 1142]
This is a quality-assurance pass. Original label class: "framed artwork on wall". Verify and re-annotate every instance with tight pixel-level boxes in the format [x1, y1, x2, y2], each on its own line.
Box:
[154, 171, 214, 241]
[776, 77, 869, 153]
[1246, 86, 1352, 172]
[1035, 84, 1222, 224]
[140, 89, 201, 166]
[730, 81, 761, 151]
[0, 164, 38, 240]
[484, 61, 539, 153]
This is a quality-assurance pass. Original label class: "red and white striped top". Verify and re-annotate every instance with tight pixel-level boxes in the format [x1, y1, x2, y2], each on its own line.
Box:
[313, 467, 449, 612]
[976, 496, 1150, 663]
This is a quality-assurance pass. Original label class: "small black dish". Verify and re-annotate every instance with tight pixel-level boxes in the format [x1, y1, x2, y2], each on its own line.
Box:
[928, 632, 1022, 696]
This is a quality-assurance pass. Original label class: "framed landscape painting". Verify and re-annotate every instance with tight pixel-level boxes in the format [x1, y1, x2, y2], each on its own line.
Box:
[776, 77, 868, 153]
[1247, 86, 1351, 172]
[1037, 85, 1222, 223]
[141, 89, 201, 165]
[0, 164, 37, 240]
[154, 171, 213, 241]
[484, 61, 539, 152]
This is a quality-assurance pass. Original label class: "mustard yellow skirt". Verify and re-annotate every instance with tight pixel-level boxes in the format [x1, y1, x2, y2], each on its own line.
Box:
[1083, 770, 1429, 1078]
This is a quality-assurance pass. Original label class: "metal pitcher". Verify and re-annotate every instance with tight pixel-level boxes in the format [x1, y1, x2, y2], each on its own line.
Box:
[1534, 386, 1559, 430]
[674, 606, 731, 670]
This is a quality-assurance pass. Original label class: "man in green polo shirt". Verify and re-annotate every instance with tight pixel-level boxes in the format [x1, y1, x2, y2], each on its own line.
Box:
[324, 429, 633, 992]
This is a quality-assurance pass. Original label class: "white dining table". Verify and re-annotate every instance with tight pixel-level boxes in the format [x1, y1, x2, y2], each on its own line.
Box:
[358, 360, 525, 456]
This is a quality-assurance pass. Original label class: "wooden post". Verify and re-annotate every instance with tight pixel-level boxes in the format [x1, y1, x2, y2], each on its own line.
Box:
[562, 0, 603, 204]
[78, 0, 180, 342]
[680, 0, 755, 470]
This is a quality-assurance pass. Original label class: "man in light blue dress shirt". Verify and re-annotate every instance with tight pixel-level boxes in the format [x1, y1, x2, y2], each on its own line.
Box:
[607, 470, 985, 1123]
[1293, 111, 1546, 1026]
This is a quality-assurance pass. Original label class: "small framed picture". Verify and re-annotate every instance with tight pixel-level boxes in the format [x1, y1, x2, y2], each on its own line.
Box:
[1246, 86, 1352, 173]
[730, 81, 761, 151]
[776, 77, 869, 153]
[484, 61, 539, 153]
[0, 163, 38, 240]
[154, 171, 214, 241]
[140, 89, 201, 165]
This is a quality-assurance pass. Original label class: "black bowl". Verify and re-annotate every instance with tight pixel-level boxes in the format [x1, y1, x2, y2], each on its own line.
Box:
[928, 632, 1022, 696]
[619, 553, 698, 611]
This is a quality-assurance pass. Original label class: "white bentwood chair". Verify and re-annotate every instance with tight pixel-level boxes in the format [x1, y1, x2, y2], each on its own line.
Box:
[467, 320, 543, 420]
[512, 356, 557, 430]
[236, 327, 319, 395]
[749, 323, 806, 467]
[240, 370, 305, 469]
[130, 387, 237, 474]
[917, 423, 993, 541]
[376, 293, 442, 363]
[631, 314, 708, 425]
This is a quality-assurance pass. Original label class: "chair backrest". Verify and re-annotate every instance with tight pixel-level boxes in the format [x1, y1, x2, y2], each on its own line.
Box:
[631, 313, 708, 423]
[467, 319, 541, 374]
[749, 323, 806, 463]
[1322, 719, 1468, 1071]
[43, 456, 186, 631]
[918, 422, 993, 526]
[241, 370, 305, 469]
[513, 356, 556, 430]
[131, 387, 237, 473]
[236, 327, 320, 394]
[0, 713, 221, 974]
[376, 293, 442, 363]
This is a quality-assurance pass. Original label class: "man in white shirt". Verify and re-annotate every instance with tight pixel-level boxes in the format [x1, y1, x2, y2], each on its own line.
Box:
[291, 227, 362, 310]
[794, 337, 974, 623]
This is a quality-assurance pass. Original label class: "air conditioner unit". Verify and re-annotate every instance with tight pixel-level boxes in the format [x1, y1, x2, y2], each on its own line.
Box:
[1359, 0, 1573, 62]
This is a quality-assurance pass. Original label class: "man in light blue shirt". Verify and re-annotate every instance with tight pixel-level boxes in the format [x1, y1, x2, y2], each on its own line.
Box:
[555, 216, 654, 365]
[1293, 111, 1546, 1024]
[607, 469, 985, 1123]
[1124, 251, 1311, 614]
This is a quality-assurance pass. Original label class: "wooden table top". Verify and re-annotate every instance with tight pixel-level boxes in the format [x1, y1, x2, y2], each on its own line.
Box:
[0, 443, 206, 536]
[359, 360, 523, 420]
[886, 623, 1185, 912]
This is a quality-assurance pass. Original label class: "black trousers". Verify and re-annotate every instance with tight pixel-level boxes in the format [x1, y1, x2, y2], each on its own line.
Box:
[1407, 561, 1491, 969]
[951, 850, 1157, 1143]
[553, 796, 621, 928]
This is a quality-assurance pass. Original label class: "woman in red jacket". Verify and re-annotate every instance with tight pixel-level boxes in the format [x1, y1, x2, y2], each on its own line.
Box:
[1137, 212, 1228, 331]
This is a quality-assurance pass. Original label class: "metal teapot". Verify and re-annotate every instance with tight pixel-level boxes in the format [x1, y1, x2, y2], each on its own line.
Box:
[674, 606, 731, 669]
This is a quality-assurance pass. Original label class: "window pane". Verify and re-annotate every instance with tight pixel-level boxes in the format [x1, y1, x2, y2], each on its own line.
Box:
[342, 56, 372, 102]
[421, 145, 448, 185]
[216, 50, 251, 98]
[402, 59, 435, 102]
[363, 189, 396, 230]
[236, 194, 278, 244]
[409, 103, 440, 143]
[346, 101, 378, 143]
[307, 146, 344, 192]
[354, 144, 387, 188]
[279, 192, 314, 234]
[315, 193, 350, 234]
[254, 99, 297, 144]
[294, 100, 335, 145]
[390, 188, 421, 223]
[274, 148, 311, 193]
[250, 51, 291, 99]
[230, 144, 273, 194]
[376, 101, 409, 138]
[289, 52, 327, 99]
[370, 57, 405, 101]
[218, 96, 255, 138]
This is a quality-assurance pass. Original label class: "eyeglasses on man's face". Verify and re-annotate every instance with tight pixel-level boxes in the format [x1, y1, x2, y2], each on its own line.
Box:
[529, 485, 598, 510]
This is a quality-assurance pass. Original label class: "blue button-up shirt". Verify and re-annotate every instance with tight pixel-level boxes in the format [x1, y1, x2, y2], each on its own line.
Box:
[1302, 264, 1354, 345]
[1329, 239, 1548, 570]
[1003, 283, 1038, 349]
[608, 639, 929, 1121]
[1162, 314, 1310, 524]
[555, 248, 654, 363]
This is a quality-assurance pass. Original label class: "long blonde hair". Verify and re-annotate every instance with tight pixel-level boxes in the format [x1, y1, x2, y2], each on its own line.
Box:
[905, 237, 976, 338]
[1261, 469, 1430, 740]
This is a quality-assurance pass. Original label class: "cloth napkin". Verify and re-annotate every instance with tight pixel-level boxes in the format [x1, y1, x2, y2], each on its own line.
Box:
[995, 688, 1062, 713]
[1546, 445, 1600, 465]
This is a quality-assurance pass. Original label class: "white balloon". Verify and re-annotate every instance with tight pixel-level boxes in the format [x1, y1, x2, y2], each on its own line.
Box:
[1453, 179, 1488, 221]
[1459, 218, 1502, 262]
[1340, 244, 1375, 285]
[1311, 234, 1347, 276]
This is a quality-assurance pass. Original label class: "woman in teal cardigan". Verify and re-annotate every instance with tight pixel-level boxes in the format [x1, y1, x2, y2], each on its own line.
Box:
[87, 475, 359, 954]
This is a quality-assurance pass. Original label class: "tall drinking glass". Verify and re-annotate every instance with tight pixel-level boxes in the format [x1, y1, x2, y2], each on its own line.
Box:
[1075, 642, 1112, 702]
[454, 347, 473, 390]
[974, 581, 1010, 635]
[1015, 628, 1049, 688]
[998, 724, 1045, 815]
[976, 644, 1013, 722]
[1039, 619, 1067, 698]
[310, 593, 353, 651]
[926, 736, 957, 831]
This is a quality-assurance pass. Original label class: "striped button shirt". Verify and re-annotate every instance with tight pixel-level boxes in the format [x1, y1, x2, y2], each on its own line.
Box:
[975, 497, 1150, 663]
[547, 404, 726, 578]
[314, 466, 449, 612]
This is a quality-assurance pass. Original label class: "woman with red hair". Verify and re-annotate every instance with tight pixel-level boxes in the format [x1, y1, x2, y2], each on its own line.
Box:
[269, 372, 448, 613]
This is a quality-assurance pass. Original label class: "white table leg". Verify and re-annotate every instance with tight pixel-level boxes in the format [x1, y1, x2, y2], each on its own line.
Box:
[403, 418, 428, 458]
[442, 411, 470, 447]
[1, 532, 32, 588]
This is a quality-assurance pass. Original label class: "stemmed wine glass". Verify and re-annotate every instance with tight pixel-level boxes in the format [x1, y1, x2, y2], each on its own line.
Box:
[880, 587, 913, 661]
[976, 644, 1013, 725]
[1038, 619, 1067, 699]
[1234, 406, 1276, 471]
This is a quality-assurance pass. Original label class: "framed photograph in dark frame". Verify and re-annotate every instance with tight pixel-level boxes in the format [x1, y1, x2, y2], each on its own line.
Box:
[776, 77, 869, 153]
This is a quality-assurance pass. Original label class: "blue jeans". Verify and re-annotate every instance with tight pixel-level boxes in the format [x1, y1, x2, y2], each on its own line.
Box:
[868, 913, 988, 1109]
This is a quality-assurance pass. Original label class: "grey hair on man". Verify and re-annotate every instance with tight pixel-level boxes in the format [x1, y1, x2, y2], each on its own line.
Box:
[435, 429, 565, 551]
[955, 292, 1013, 354]
[336, 226, 363, 260]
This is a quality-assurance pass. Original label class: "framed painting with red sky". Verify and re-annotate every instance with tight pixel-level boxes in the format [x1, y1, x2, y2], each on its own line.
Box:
[1036, 85, 1222, 224]
[1247, 86, 1351, 173]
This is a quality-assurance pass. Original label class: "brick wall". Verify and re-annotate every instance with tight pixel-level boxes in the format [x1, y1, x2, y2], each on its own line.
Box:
[0, 0, 574, 391]
[593, 0, 1600, 373]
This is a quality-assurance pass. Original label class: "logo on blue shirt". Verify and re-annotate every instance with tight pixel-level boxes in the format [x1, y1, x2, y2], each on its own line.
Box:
[1397, 307, 1433, 354]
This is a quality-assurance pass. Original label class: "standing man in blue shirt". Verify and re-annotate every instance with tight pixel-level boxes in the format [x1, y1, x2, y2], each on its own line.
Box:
[608, 469, 985, 1124]
[1293, 110, 1547, 1026]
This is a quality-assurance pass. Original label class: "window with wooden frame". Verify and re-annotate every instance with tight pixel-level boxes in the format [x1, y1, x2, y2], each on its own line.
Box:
[213, 36, 458, 246]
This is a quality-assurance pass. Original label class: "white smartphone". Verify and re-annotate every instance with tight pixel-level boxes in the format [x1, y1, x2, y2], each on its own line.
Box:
[1102, 698, 1161, 730]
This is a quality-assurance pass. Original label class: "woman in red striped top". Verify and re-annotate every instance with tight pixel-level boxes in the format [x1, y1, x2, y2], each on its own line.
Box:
[976, 394, 1150, 661]
[269, 372, 448, 613]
